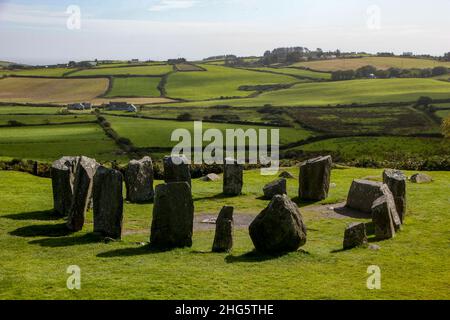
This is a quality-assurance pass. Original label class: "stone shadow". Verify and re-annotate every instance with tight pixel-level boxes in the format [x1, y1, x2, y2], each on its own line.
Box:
[28, 233, 103, 248]
[9, 223, 72, 238]
[333, 205, 371, 219]
[194, 193, 231, 202]
[97, 244, 169, 258]
[290, 197, 321, 208]
[2, 210, 61, 221]
[225, 249, 309, 264]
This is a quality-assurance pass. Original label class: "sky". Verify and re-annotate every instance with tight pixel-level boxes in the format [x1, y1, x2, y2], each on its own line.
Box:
[0, 0, 449, 65]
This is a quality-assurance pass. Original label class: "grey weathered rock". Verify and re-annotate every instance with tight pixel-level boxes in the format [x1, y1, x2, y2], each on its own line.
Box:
[150, 182, 194, 249]
[201, 173, 220, 182]
[212, 206, 234, 253]
[380, 184, 402, 231]
[51, 156, 78, 216]
[223, 158, 243, 196]
[124, 157, 154, 203]
[343, 222, 368, 250]
[383, 169, 407, 223]
[410, 173, 433, 184]
[163, 155, 191, 187]
[369, 244, 381, 251]
[263, 179, 287, 199]
[279, 171, 295, 179]
[93, 166, 124, 239]
[372, 195, 396, 240]
[299, 156, 332, 201]
[66, 156, 99, 232]
[249, 195, 307, 254]
[346, 179, 384, 214]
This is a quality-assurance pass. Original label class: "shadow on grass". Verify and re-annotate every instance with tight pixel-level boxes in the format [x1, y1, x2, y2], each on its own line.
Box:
[2, 210, 61, 221]
[290, 197, 320, 208]
[29, 233, 103, 248]
[334, 206, 371, 219]
[97, 244, 170, 258]
[225, 249, 309, 264]
[9, 223, 72, 238]
[194, 193, 233, 202]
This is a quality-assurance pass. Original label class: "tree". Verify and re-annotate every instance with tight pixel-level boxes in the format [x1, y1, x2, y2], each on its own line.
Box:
[355, 65, 377, 78]
[432, 66, 448, 76]
[417, 96, 433, 106]
[443, 117, 450, 138]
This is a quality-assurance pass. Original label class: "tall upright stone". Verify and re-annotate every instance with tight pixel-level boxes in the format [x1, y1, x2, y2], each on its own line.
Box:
[380, 184, 402, 231]
[263, 178, 287, 199]
[124, 157, 154, 203]
[93, 166, 124, 239]
[163, 155, 191, 187]
[346, 179, 384, 214]
[223, 158, 243, 196]
[150, 182, 194, 249]
[51, 156, 79, 216]
[372, 196, 396, 240]
[249, 195, 307, 254]
[299, 156, 332, 201]
[66, 156, 99, 232]
[383, 169, 407, 223]
[212, 206, 234, 253]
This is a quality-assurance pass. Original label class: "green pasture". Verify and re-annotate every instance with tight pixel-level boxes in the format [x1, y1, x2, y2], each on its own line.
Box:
[165, 64, 297, 100]
[0, 68, 75, 77]
[0, 106, 62, 115]
[246, 67, 331, 80]
[105, 77, 161, 98]
[0, 114, 96, 126]
[69, 65, 173, 77]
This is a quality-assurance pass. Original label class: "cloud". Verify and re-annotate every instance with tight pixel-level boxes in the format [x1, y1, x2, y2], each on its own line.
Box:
[148, 0, 198, 12]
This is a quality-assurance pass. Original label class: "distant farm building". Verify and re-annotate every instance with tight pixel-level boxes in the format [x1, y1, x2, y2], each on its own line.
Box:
[67, 102, 92, 110]
[105, 102, 137, 112]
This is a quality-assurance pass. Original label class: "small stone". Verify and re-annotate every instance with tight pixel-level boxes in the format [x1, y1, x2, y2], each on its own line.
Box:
[299, 155, 332, 201]
[201, 173, 220, 182]
[369, 244, 381, 251]
[201, 218, 217, 224]
[223, 158, 243, 196]
[410, 173, 433, 184]
[330, 183, 337, 188]
[263, 178, 287, 199]
[212, 206, 234, 253]
[343, 222, 368, 250]
[249, 195, 307, 254]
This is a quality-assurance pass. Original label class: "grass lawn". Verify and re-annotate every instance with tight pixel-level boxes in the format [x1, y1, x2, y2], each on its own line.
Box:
[0, 123, 124, 162]
[0, 167, 449, 299]
[105, 116, 313, 148]
[162, 78, 450, 107]
[293, 56, 450, 71]
[165, 64, 297, 100]
[69, 65, 173, 77]
[0, 77, 109, 104]
[291, 136, 450, 161]
[105, 77, 161, 98]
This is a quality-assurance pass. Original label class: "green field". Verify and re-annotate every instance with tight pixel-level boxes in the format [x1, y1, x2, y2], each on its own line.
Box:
[436, 109, 450, 120]
[165, 64, 297, 100]
[163, 78, 450, 107]
[105, 77, 161, 98]
[105, 116, 313, 148]
[0, 114, 96, 126]
[1, 167, 449, 299]
[0, 123, 123, 162]
[69, 65, 173, 77]
[0, 106, 62, 115]
[293, 56, 450, 71]
[246, 67, 331, 80]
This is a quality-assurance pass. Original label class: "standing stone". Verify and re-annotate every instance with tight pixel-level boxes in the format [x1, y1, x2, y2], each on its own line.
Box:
[124, 157, 154, 203]
[51, 156, 78, 216]
[150, 182, 194, 249]
[212, 206, 234, 253]
[223, 158, 243, 196]
[410, 173, 433, 184]
[343, 222, 368, 250]
[346, 180, 384, 214]
[299, 156, 332, 201]
[249, 195, 307, 254]
[163, 155, 191, 187]
[383, 169, 407, 223]
[66, 156, 99, 232]
[380, 184, 402, 231]
[93, 167, 124, 239]
[372, 196, 396, 240]
[263, 178, 287, 199]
